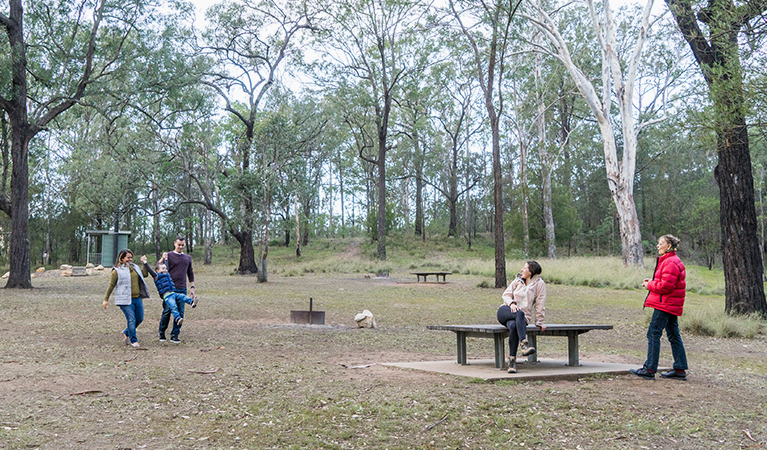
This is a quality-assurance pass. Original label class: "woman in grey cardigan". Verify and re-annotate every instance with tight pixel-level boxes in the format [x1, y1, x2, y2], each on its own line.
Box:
[103, 249, 150, 348]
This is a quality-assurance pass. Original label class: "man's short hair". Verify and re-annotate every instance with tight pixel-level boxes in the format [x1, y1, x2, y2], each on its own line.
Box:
[175, 235, 185, 242]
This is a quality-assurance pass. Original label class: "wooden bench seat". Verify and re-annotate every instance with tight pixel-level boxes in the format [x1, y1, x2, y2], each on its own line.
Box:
[427, 324, 613, 370]
[410, 271, 452, 282]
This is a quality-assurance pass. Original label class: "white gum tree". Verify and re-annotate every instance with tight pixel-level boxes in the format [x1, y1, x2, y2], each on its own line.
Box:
[526, 0, 668, 267]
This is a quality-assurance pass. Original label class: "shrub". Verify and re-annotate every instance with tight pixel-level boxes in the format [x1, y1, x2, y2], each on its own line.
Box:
[681, 304, 766, 338]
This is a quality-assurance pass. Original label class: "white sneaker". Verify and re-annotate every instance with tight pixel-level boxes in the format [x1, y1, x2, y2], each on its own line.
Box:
[131, 342, 140, 348]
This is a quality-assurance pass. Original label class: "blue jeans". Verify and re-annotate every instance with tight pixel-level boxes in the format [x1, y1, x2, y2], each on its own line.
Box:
[119, 297, 144, 344]
[497, 305, 527, 358]
[159, 288, 186, 338]
[164, 292, 194, 320]
[644, 308, 688, 372]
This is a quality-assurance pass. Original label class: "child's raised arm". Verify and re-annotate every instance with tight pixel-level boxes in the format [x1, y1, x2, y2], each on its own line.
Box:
[142, 260, 158, 280]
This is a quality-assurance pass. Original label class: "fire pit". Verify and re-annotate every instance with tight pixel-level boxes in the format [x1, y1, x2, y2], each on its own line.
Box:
[290, 297, 325, 325]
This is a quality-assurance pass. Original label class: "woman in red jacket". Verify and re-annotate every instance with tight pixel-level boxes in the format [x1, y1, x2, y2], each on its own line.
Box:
[631, 234, 689, 381]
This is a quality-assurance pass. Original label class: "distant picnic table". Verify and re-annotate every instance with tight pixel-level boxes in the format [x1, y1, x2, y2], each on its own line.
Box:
[427, 324, 613, 370]
[410, 271, 452, 283]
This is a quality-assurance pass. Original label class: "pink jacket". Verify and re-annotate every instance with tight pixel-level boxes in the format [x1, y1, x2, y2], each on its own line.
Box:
[644, 251, 686, 316]
[501, 274, 546, 326]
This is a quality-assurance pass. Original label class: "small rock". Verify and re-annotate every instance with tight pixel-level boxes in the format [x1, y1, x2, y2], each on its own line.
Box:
[354, 310, 376, 328]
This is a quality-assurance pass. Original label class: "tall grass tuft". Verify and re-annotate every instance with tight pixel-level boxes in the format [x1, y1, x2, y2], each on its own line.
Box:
[681, 303, 766, 338]
[543, 257, 647, 290]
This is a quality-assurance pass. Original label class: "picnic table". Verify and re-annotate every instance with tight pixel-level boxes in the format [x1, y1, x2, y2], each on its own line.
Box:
[410, 271, 452, 282]
[427, 324, 613, 370]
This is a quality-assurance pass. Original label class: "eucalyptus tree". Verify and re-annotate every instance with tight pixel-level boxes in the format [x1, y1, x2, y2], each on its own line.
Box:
[0, 0, 153, 288]
[311, 0, 432, 260]
[446, 0, 522, 287]
[251, 91, 326, 281]
[505, 51, 540, 256]
[526, 1, 677, 267]
[195, 0, 316, 274]
[664, 0, 767, 316]
[425, 62, 481, 238]
[392, 61, 443, 239]
[57, 103, 156, 256]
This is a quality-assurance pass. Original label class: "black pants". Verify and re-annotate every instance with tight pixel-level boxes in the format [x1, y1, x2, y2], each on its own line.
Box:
[497, 305, 526, 357]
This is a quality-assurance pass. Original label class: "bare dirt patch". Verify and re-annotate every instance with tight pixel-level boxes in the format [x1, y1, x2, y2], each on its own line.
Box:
[0, 269, 765, 449]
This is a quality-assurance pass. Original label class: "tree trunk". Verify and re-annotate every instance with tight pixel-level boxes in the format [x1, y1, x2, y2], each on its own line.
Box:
[203, 209, 212, 265]
[327, 168, 334, 237]
[492, 116, 506, 288]
[153, 178, 162, 261]
[295, 198, 301, 257]
[520, 140, 529, 256]
[338, 153, 346, 237]
[232, 230, 258, 274]
[6, 127, 32, 288]
[448, 142, 459, 237]
[415, 143, 424, 239]
[376, 153, 386, 259]
[665, 0, 767, 317]
[717, 125, 766, 315]
[536, 44, 556, 258]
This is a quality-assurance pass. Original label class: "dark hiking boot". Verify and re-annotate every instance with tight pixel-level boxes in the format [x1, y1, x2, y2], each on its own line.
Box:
[661, 370, 687, 381]
[520, 339, 536, 356]
[507, 356, 517, 374]
[630, 367, 655, 380]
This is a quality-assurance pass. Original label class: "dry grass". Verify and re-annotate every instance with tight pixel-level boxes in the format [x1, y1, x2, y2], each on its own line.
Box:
[0, 248, 766, 449]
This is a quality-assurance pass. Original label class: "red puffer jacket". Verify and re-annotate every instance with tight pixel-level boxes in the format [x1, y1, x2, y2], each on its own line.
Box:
[644, 251, 686, 316]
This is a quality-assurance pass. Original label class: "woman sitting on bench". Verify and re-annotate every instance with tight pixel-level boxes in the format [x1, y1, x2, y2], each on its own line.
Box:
[497, 261, 547, 373]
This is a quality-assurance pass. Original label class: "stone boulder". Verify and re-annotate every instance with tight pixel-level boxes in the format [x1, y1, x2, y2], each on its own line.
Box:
[60, 270, 72, 277]
[35, 267, 45, 273]
[354, 310, 376, 329]
[60, 264, 72, 270]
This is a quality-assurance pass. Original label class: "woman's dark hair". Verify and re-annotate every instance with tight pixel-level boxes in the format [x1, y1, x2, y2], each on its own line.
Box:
[660, 234, 680, 252]
[115, 249, 133, 267]
[527, 260, 542, 277]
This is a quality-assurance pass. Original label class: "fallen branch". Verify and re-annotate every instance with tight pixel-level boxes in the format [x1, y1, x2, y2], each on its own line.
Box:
[743, 430, 757, 442]
[124, 354, 139, 362]
[188, 368, 220, 374]
[425, 414, 448, 431]
[69, 390, 103, 396]
[340, 363, 376, 369]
